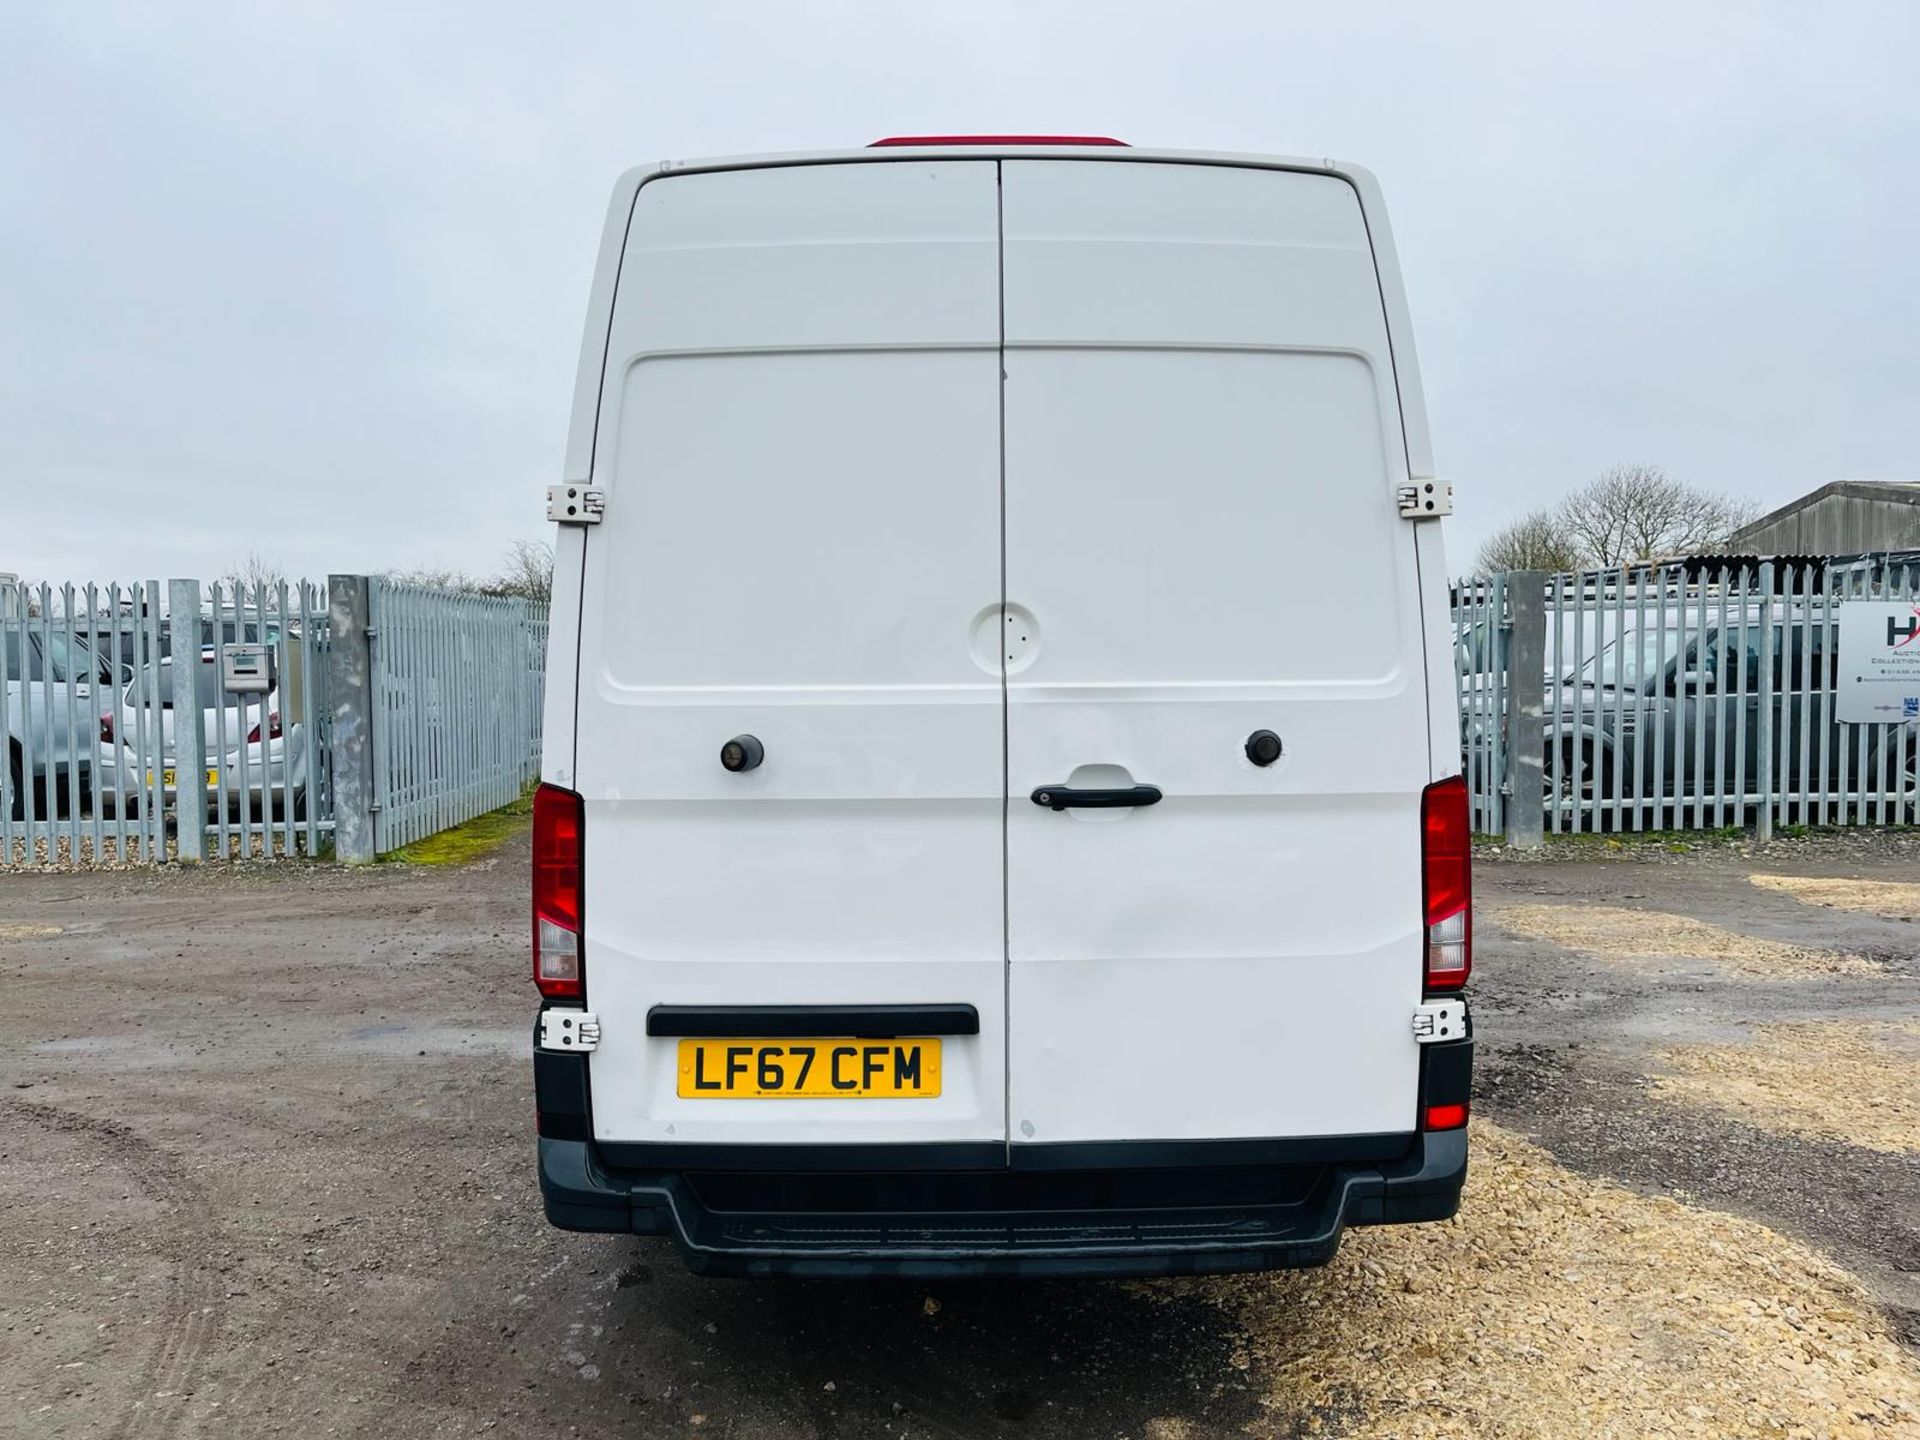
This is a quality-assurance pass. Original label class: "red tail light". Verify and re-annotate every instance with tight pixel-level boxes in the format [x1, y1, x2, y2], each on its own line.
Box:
[533, 783, 584, 1000]
[245, 711, 282, 744]
[868, 134, 1128, 147]
[1424, 1102, 1469, 1131]
[1421, 775, 1471, 990]
[99, 712, 115, 744]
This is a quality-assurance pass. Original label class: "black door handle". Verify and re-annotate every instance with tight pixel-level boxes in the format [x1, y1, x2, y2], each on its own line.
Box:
[1030, 784, 1162, 812]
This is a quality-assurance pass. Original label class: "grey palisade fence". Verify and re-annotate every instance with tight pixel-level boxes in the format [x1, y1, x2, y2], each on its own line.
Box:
[1453, 557, 1920, 846]
[328, 576, 548, 862]
[1, 574, 545, 869]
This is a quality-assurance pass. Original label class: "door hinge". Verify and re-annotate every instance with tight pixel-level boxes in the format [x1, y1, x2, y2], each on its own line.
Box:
[539, 1008, 600, 1053]
[1412, 998, 1467, 1044]
[1397, 481, 1453, 520]
[547, 484, 605, 525]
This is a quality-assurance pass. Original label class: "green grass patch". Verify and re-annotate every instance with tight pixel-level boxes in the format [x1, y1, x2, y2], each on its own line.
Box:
[1475, 825, 1757, 855]
[1469, 821, 1920, 857]
[385, 788, 535, 866]
[1551, 825, 1745, 851]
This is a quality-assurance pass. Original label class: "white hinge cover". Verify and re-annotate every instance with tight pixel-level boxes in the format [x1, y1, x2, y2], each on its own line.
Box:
[547, 484, 605, 525]
[1412, 999, 1467, 1044]
[539, 1008, 600, 1053]
[1398, 481, 1453, 520]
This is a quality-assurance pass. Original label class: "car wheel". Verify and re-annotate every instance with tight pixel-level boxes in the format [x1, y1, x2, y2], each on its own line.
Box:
[6, 746, 21, 823]
[1554, 742, 1610, 827]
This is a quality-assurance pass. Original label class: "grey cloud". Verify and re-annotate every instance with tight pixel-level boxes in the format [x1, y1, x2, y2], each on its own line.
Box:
[2, 1, 1914, 580]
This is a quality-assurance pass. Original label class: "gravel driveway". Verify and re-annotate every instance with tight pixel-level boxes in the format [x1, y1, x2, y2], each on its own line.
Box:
[2, 829, 1916, 1437]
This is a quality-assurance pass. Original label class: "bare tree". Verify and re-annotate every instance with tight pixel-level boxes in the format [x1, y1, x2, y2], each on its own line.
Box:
[1473, 511, 1587, 575]
[386, 540, 553, 602]
[220, 549, 285, 596]
[385, 564, 480, 593]
[478, 539, 554, 602]
[1555, 464, 1758, 567]
[9, 576, 44, 618]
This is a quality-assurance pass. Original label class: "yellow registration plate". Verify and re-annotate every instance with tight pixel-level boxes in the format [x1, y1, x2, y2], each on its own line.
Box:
[150, 769, 220, 789]
[677, 1038, 941, 1099]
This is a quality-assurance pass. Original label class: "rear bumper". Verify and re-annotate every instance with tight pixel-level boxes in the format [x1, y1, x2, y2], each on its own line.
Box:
[536, 1075, 1469, 1279]
[94, 746, 301, 811]
[540, 1130, 1465, 1279]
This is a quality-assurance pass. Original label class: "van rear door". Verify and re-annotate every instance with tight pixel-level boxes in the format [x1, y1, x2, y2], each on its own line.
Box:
[1000, 160, 1430, 1148]
[572, 161, 1008, 1150]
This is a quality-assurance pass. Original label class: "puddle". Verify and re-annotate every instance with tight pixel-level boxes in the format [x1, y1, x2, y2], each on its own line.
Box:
[334, 1026, 521, 1058]
[29, 1035, 186, 1068]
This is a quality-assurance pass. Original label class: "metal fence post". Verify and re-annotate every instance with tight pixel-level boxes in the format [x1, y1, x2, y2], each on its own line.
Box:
[1504, 570, 1549, 849]
[167, 580, 207, 863]
[328, 575, 377, 863]
[1757, 560, 1776, 841]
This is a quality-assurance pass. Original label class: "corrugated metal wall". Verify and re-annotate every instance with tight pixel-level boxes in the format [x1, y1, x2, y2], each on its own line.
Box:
[1735, 491, 1920, 556]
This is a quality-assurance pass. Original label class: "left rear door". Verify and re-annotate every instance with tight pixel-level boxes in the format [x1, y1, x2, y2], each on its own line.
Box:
[571, 160, 1010, 1151]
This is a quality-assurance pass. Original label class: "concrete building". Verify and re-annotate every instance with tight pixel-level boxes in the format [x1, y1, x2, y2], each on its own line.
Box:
[1731, 481, 1920, 555]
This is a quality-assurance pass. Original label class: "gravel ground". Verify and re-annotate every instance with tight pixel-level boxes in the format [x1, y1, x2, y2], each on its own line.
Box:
[1215, 1122, 1918, 1437]
[1654, 1020, 1920, 1155]
[1490, 900, 1882, 977]
[1750, 873, 1920, 920]
[2, 828, 1918, 1437]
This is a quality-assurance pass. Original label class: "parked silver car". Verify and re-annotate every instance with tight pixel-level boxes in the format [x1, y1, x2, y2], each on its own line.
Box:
[3, 629, 118, 820]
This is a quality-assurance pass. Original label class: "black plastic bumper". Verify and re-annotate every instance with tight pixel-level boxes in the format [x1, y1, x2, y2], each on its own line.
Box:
[539, 1128, 1465, 1278]
[538, 1135, 1470, 1282]
[535, 1019, 1470, 1279]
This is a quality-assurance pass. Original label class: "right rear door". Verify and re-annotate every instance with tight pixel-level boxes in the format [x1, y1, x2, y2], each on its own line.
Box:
[1000, 160, 1432, 1149]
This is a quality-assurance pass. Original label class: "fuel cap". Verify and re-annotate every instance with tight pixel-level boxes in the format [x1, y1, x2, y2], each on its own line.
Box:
[720, 734, 764, 773]
[1244, 729, 1282, 767]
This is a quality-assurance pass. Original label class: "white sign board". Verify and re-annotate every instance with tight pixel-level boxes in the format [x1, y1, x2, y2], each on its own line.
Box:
[1837, 601, 1920, 724]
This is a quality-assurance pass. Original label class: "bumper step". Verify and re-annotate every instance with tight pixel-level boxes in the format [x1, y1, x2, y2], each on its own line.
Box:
[702, 1202, 1321, 1253]
[538, 1130, 1467, 1279]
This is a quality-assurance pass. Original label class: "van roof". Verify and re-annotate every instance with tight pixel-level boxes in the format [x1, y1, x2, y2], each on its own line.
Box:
[619, 145, 1367, 187]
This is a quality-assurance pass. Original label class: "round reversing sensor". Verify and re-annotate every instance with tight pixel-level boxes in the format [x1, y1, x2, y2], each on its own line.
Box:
[1244, 729, 1283, 767]
[720, 734, 765, 773]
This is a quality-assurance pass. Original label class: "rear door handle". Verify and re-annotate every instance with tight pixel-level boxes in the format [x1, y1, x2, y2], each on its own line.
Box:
[1030, 784, 1162, 811]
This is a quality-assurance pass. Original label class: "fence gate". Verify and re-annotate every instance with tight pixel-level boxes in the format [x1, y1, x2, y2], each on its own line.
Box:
[362, 580, 548, 854]
[2, 579, 332, 867]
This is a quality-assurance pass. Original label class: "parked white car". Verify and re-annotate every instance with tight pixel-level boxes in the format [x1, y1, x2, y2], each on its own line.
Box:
[95, 656, 311, 819]
[4, 628, 118, 820]
[531, 140, 1469, 1278]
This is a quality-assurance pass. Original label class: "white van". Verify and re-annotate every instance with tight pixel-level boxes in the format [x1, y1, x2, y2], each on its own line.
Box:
[533, 138, 1472, 1278]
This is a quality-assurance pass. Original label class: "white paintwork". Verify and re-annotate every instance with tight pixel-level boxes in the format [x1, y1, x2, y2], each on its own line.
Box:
[550, 146, 1456, 1153]
[1000, 160, 1427, 1143]
[570, 160, 1007, 1145]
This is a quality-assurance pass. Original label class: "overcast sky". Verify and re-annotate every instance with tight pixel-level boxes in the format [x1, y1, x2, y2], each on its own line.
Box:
[2, 2, 1915, 583]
